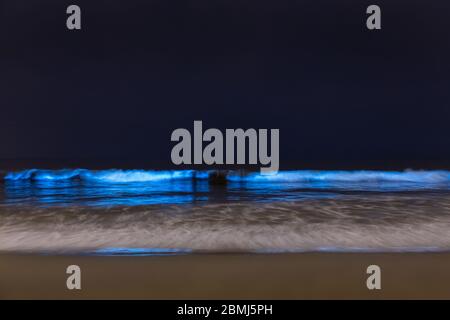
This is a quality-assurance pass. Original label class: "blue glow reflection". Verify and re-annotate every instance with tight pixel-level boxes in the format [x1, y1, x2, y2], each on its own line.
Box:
[3, 179, 210, 206]
[92, 247, 192, 256]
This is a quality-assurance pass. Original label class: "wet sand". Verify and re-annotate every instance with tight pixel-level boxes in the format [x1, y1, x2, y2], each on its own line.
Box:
[1, 253, 450, 299]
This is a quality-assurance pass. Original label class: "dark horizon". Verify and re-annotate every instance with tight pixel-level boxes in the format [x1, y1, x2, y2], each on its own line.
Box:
[1, 0, 450, 171]
[1, 157, 450, 172]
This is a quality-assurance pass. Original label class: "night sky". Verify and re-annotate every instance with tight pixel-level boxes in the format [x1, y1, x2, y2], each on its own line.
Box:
[1, 0, 450, 170]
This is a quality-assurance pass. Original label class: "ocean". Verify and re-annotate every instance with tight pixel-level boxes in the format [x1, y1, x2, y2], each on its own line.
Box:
[1, 169, 450, 254]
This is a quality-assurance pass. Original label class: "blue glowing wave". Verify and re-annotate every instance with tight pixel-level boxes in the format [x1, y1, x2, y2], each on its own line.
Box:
[227, 170, 450, 183]
[4, 169, 210, 183]
[4, 169, 450, 184]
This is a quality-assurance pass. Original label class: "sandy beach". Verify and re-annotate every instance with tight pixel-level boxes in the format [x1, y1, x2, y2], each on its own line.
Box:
[1, 252, 450, 299]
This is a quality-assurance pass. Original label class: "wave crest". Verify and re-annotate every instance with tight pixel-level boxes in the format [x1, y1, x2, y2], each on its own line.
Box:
[4, 169, 450, 184]
[4, 169, 209, 183]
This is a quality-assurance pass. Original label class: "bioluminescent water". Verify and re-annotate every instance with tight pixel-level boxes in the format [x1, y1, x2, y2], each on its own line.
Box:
[1, 169, 450, 254]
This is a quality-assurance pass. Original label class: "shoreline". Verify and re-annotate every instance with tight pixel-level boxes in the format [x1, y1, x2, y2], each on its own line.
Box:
[1, 252, 450, 299]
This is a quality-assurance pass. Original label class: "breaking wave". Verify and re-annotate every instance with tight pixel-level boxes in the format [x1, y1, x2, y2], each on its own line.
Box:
[4, 169, 209, 183]
[4, 169, 450, 184]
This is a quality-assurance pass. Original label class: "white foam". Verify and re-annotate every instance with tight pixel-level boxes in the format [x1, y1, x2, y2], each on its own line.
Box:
[1, 196, 450, 253]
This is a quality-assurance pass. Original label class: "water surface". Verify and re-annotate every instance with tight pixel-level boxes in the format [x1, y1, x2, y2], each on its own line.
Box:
[1, 169, 450, 254]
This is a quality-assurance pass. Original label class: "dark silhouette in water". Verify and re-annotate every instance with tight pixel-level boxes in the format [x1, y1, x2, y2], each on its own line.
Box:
[208, 171, 228, 186]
